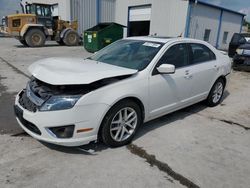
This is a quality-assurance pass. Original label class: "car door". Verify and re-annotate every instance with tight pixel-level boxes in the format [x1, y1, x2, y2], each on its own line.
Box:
[148, 43, 194, 118]
[187, 43, 218, 101]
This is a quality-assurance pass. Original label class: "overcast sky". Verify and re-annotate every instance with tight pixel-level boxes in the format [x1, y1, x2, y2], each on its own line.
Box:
[0, 0, 249, 21]
[202, 0, 250, 21]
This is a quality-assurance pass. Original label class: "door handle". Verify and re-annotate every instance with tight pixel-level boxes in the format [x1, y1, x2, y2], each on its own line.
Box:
[185, 70, 190, 75]
[184, 75, 193, 79]
[184, 70, 192, 79]
[214, 65, 219, 71]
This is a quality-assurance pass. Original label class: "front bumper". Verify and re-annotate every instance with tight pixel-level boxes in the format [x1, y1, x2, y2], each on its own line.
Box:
[14, 91, 109, 146]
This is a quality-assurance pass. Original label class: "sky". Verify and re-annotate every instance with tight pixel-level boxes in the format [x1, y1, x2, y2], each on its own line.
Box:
[0, 0, 249, 21]
[201, 0, 250, 21]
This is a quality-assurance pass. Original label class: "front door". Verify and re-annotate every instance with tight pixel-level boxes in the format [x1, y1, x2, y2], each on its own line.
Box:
[149, 43, 194, 118]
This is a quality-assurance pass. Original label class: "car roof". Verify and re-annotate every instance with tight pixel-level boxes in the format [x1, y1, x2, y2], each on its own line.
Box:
[124, 36, 205, 44]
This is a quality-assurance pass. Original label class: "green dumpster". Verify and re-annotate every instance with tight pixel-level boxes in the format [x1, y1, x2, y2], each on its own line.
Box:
[84, 22, 125, 53]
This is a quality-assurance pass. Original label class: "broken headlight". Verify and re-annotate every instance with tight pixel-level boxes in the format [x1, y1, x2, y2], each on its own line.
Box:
[40, 95, 81, 111]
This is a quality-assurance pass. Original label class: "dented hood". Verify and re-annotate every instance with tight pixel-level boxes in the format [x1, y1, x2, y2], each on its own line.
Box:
[28, 57, 137, 85]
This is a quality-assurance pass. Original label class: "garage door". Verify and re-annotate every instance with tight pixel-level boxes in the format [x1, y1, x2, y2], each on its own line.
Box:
[128, 5, 151, 37]
[129, 6, 151, 21]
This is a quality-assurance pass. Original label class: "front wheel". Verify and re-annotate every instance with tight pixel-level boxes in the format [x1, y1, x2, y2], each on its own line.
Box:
[63, 30, 80, 46]
[206, 78, 225, 107]
[25, 29, 46, 47]
[100, 100, 142, 147]
[19, 39, 28, 46]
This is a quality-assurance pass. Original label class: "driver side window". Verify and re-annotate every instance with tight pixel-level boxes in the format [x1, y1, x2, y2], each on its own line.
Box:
[153, 43, 188, 75]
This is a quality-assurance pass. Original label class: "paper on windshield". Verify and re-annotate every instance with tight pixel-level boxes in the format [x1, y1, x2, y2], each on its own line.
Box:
[143, 42, 161, 48]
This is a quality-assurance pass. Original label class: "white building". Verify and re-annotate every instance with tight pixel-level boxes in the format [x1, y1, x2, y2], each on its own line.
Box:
[29, 0, 245, 50]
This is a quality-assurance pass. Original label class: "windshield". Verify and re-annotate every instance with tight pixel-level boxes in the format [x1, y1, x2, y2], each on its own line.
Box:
[89, 40, 163, 71]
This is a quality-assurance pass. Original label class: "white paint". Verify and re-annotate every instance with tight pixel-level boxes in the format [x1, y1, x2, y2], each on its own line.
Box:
[129, 6, 151, 21]
[28, 58, 137, 85]
[15, 37, 231, 146]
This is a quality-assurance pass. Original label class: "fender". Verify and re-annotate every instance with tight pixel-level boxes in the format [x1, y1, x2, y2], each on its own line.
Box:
[20, 24, 46, 37]
[60, 28, 73, 39]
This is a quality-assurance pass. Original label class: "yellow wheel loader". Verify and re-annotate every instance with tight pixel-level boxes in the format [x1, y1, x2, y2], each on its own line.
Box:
[4, 1, 80, 47]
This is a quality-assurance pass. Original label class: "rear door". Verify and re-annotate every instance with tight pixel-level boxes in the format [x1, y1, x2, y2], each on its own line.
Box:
[187, 43, 218, 101]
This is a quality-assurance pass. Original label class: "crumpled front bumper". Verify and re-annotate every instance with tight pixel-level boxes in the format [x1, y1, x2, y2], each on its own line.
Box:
[14, 91, 110, 147]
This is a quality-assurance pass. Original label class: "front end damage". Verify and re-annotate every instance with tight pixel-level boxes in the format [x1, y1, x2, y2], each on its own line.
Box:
[14, 75, 132, 146]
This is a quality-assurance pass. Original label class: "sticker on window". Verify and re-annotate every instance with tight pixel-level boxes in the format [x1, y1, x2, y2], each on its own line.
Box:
[143, 42, 161, 48]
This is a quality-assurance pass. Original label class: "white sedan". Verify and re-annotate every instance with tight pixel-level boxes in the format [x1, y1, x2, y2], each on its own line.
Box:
[14, 37, 231, 147]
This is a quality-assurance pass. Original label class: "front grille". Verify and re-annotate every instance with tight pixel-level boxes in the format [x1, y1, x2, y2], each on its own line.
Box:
[14, 105, 41, 135]
[18, 90, 37, 112]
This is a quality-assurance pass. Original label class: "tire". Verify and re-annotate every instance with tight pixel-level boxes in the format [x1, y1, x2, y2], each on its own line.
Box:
[206, 78, 225, 107]
[56, 40, 65, 45]
[63, 30, 80, 46]
[19, 39, 28, 46]
[25, 29, 46, 47]
[100, 100, 142, 147]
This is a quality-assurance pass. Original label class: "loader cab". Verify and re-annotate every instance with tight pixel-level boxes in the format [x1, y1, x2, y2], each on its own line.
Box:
[23, 3, 54, 28]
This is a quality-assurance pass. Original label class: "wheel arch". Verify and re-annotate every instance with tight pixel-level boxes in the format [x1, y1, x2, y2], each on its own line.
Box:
[207, 74, 227, 99]
[60, 28, 73, 39]
[20, 24, 47, 38]
[216, 75, 227, 87]
[97, 96, 145, 140]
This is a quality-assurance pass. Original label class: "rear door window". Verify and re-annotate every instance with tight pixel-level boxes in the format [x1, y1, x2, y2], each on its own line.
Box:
[189, 43, 216, 64]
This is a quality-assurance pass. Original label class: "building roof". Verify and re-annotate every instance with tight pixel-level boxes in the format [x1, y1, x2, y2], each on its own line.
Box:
[190, 0, 245, 17]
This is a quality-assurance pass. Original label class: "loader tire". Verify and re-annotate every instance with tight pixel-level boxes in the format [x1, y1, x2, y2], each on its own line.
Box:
[25, 29, 46, 47]
[19, 40, 28, 46]
[56, 40, 65, 45]
[63, 30, 79, 46]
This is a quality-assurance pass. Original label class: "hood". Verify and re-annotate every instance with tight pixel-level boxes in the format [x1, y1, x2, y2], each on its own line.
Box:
[28, 57, 137, 85]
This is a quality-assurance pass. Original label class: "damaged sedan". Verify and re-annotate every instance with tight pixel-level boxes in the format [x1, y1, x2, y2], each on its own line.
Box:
[14, 37, 231, 147]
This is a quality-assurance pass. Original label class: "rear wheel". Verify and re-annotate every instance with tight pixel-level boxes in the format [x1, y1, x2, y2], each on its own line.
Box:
[25, 29, 46, 47]
[206, 78, 225, 107]
[100, 100, 142, 147]
[63, 30, 79, 46]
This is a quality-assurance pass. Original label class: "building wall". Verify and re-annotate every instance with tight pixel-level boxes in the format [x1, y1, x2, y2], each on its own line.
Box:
[100, 0, 116, 23]
[188, 3, 221, 47]
[219, 11, 243, 50]
[115, 0, 188, 37]
[150, 0, 188, 37]
[187, 2, 243, 50]
[70, 0, 115, 34]
[70, 0, 97, 34]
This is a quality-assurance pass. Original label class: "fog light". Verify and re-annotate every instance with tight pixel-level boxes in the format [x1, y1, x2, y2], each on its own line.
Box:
[48, 125, 75, 138]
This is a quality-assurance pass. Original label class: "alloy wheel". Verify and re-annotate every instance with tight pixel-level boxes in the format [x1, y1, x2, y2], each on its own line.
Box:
[110, 107, 138, 142]
[212, 82, 223, 103]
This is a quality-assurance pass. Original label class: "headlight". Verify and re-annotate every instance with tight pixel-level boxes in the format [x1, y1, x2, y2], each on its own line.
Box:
[40, 95, 81, 111]
[236, 48, 244, 55]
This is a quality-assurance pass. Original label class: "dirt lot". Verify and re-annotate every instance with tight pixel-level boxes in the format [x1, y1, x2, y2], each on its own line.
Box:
[0, 38, 250, 188]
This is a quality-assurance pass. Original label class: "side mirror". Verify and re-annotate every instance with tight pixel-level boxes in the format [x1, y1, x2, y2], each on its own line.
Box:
[157, 64, 175, 74]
